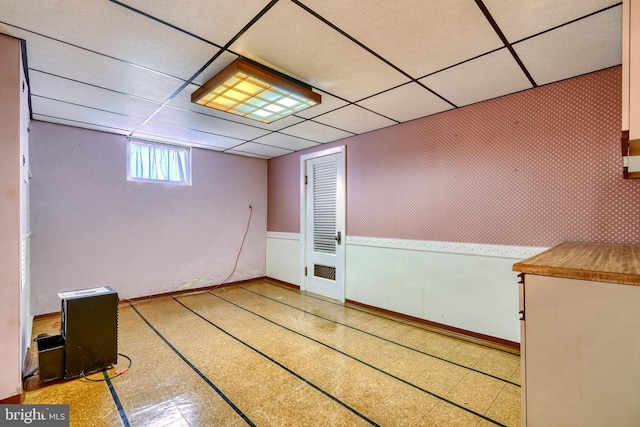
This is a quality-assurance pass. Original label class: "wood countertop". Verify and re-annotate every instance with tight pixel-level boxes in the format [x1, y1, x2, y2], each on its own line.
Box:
[513, 242, 640, 286]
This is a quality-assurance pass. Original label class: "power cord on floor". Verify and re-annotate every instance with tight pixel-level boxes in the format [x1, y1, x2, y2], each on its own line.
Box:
[82, 353, 132, 382]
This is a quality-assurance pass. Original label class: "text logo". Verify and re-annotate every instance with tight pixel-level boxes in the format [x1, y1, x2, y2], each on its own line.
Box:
[0, 405, 69, 426]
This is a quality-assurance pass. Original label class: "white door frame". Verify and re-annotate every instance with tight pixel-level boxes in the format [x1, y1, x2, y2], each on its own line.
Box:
[299, 146, 346, 300]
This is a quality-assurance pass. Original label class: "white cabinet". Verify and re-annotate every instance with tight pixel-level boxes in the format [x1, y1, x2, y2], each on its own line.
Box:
[519, 274, 640, 426]
[514, 242, 640, 426]
[623, 0, 640, 177]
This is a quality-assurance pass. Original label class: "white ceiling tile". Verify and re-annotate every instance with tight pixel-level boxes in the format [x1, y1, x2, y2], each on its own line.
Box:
[420, 48, 533, 107]
[4, 27, 185, 103]
[357, 83, 454, 122]
[293, 90, 350, 119]
[513, 7, 622, 86]
[191, 52, 238, 86]
[485, 0, 620, 42]
[151, 106, 271, 140]
[253, 133, 321, 151]
[30, 70, 161, 119]
[32, 116, 131, 135]
[168, 83, 306, 130]
[0, 0, 219, 80]
[32, 97, 145, 131]
[136, 121, 244, 150]
[279, 120, 354, 143]
[298, 0, 504, 78]
[117, 0, 274, 47]
[229, 0, 410, 101]
[230, 142, 293, 158]
[312, 105, 398, 135]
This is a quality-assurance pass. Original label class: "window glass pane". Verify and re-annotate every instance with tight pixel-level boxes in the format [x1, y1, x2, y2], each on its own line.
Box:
[127, 140, 191, 185]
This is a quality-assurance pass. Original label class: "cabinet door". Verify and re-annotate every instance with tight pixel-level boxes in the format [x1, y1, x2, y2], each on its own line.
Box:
[518, 280, 527, 426]
[524, 275, 640, 426]
[623, 0, 640, 175]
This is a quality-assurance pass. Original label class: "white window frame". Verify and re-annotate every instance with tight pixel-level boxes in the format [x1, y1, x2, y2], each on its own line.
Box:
[127, 139, 192, 186]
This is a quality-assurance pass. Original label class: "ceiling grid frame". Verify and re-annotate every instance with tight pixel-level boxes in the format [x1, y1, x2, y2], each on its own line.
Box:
[0, 0, 622, 158]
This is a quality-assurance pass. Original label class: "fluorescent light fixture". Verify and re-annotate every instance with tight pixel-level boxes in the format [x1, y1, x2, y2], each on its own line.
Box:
[191, 58, 321, 124]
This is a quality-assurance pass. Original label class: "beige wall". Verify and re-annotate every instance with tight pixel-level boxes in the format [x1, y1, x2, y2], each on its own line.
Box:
[29, 121, 268, 315]
[0, 34, 24, 401]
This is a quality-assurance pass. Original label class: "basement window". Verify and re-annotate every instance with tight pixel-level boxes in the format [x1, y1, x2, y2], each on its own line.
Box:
[127, 139, 191, 185]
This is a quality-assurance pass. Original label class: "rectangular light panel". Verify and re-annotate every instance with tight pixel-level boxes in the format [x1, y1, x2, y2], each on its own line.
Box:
[192, 58, 321, 123]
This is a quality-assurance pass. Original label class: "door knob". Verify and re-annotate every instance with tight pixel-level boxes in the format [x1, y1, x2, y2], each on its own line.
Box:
[335, 231, 341, 245]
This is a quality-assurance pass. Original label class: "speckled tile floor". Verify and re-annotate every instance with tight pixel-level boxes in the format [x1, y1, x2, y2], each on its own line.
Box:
[24, 280, 521, 426]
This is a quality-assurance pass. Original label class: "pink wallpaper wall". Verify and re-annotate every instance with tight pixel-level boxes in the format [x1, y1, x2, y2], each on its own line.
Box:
[268, 66, 640, 247]
[267, 151, 301, 232]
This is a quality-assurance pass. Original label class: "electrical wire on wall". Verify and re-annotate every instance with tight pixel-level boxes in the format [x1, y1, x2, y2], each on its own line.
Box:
[215, 204, 253, 288]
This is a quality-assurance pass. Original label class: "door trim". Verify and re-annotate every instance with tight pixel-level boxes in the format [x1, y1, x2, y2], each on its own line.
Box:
[299, 146, 346, 298]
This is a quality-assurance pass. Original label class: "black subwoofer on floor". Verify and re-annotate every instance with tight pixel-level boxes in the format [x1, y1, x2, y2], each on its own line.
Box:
[58, 286, 118, 378]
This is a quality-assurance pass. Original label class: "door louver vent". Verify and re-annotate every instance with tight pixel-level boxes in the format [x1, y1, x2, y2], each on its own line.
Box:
[313, 158, 337, 254]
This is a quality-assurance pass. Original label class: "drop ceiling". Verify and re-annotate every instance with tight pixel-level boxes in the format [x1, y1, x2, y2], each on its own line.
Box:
[0, 0, 622, 159]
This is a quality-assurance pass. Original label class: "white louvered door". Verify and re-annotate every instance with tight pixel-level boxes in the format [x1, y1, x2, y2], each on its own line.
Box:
[302, 147, 345, 302]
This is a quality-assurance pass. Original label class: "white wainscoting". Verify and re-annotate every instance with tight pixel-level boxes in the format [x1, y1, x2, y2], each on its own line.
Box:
[266, 232, 302, 286]
[266, 232, 547, 343]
